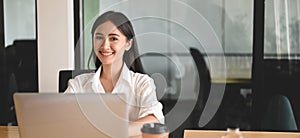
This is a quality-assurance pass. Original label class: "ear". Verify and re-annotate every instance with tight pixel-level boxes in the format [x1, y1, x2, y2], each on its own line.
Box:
[125, 39, 133, 51]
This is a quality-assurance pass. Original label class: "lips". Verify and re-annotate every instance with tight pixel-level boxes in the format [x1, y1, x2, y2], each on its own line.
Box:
[99, 51, 114, 56]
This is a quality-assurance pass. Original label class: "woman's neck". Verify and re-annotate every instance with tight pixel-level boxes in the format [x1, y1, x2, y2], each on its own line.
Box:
[100, 62, 123, 89]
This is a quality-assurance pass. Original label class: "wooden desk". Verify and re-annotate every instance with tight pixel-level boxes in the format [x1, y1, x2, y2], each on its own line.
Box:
[0, 126, 19, 138]
[2, 126, 300, 138]
[184, 130, 300, 138]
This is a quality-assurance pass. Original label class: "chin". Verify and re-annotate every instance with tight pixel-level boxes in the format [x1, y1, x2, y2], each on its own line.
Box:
[100, 61, 113, 65]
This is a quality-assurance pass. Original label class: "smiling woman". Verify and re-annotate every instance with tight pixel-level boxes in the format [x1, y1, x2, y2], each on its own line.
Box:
[65, 11, 165, 137]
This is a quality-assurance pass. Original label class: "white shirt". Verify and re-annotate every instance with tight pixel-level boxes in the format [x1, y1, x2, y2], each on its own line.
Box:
[65, 64, 164, 123]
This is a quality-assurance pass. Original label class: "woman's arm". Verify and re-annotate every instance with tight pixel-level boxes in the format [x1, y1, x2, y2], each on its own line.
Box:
[128, 75, 165, 137]
[128, 114, 159, 137]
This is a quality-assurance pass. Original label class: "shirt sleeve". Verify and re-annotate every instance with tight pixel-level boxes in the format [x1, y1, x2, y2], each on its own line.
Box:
[137, 76, 165, 124]
[64, 79, 76, 93]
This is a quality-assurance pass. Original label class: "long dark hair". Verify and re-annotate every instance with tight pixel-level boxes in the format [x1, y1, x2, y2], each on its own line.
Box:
[88, 11, 144, 74]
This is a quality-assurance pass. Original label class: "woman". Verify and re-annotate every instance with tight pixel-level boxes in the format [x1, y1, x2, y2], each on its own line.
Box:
[65, 11, 164, 137]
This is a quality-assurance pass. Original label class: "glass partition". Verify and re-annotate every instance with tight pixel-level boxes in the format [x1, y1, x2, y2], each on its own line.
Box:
[75, 0, 255, 135]
[265, 0, 300, 59]
[79, 0, 254, 98]
[263, 0, 300, 129]
[4, 0, 36, 47]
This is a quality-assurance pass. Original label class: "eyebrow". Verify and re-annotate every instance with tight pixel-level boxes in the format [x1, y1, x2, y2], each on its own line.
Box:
[94, 33, 120, 37]
[108, 33, 120, 37]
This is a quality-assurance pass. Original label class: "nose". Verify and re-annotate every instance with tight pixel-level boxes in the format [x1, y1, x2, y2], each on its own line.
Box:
[101, 38, 110, 49]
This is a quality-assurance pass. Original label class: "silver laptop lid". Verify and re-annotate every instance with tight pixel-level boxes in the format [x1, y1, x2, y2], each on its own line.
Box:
[14, 93, 128, 138]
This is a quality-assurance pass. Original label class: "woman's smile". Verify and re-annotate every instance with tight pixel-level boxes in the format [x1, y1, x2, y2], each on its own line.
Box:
[99, 50, 114, 56]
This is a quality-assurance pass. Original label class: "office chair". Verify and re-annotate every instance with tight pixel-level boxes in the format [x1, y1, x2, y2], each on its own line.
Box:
[189, 47, 212, 128]
[261, 94, 298, 131]
[5, 39, 38, 125]
[171, 47, 212, 138]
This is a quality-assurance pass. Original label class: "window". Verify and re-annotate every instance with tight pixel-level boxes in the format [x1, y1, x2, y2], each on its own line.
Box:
[4, 0, 36, 47]
[264, 0, 300, 59]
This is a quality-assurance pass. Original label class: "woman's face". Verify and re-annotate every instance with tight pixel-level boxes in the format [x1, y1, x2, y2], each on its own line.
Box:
[93, 21, 132, 67]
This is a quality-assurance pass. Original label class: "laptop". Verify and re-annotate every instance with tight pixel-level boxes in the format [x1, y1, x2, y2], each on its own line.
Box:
[13, 93, 128, 138]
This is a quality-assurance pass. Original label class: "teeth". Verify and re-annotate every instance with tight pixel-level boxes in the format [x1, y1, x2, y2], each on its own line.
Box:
[101, 52, 113, 56]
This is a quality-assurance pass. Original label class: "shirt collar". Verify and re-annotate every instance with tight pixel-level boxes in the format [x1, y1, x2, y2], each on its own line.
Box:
[120, 63, 132, 84]
[92, 63, 132, 93]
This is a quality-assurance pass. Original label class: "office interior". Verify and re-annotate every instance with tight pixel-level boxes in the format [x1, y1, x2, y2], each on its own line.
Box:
[0, 0, 300, 137]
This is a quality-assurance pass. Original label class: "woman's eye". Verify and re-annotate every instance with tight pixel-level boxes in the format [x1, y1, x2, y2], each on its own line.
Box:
[110, 37, 118, 41]
[95, 36, 103, 40]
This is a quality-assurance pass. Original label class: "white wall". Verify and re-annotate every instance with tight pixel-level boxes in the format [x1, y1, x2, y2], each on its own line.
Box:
[37, 0, 74, 92]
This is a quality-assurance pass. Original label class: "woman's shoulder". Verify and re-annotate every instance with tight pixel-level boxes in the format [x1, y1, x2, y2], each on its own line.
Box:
[65, 72, 95, 93]
[129, 71, 154, 85]
[70, 72, 95, 84]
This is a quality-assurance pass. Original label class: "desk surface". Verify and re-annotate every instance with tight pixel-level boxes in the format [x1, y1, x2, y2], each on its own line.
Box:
[1, 126, 300, 138]
[0, 126, 19, 138]
[184, 130, 300, 138]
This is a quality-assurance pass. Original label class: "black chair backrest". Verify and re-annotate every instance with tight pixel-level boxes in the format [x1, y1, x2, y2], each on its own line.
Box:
[6, 39, 38, 92]
[261, 94, 298, 131]
[58, 70, 94, 92]
[171, 48, 212, 138]
[189, 47, 211, 128]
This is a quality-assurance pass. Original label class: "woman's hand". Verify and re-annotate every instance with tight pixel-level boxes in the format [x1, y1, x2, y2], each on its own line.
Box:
[128, 114, 159, 137]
